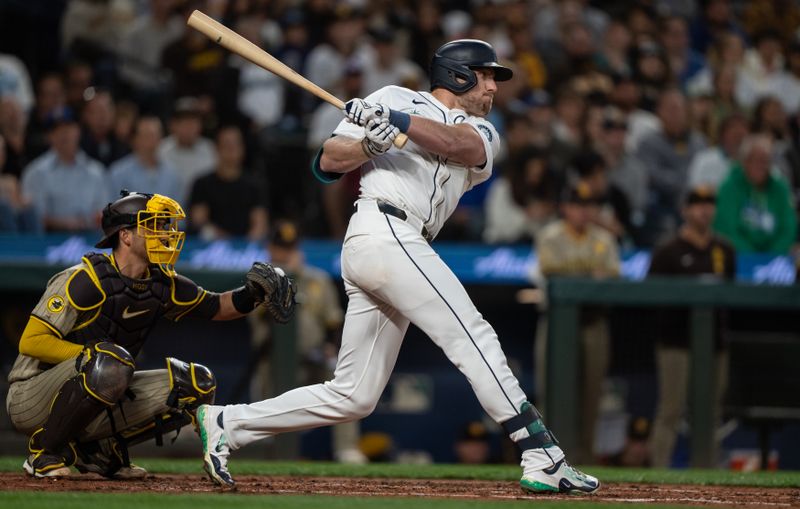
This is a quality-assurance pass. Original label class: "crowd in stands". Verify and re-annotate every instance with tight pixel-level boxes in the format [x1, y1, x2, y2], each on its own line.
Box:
[0, 0, 799, 254]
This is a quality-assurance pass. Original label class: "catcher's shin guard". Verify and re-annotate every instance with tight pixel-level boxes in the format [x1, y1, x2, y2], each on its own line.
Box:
[37, 342, 135, 459]
[502, 401, 559, 451]
[166, 357, 216, 413]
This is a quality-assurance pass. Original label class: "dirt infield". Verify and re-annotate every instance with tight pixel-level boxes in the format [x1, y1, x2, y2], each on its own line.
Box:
[1, 473, 799, 507]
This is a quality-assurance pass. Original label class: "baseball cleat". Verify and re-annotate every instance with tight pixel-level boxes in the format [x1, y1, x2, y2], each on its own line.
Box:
[520, 459, 600, 494]
[23, 454, 71, 478]
[197, 404, 235, 489]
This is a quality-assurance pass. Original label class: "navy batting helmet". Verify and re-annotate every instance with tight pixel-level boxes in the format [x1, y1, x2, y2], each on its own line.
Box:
[430, 39, 513, 94]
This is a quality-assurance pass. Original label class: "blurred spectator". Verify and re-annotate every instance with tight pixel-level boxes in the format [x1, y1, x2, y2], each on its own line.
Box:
[363, 26, 426, 93]
[117, 0, 183, 95]
[273, 8, 312, 124]
[80, 87, 129, 168]
[60, 0, 134, 57]
[534, 0, 609, 49]
[739, 30, 794, 112]
[25, 73, 65, 161]
[0, 97, 29, 178]
[158, 97, 216, 201]
[188, 125, 267, 241]
[778, 41, 800, 116]
[305, 5, 370, 95]
[409, 2, 445, 72]
[108, 115, 182, 204]
[63, 60, 93, 112]
[660, 15, 706, 88]
[507, 19, 547, 90]
[308, 60, 363, 239]
[113, 99, 139, 147]
[595, 19, 632, 77]
[593, 107, 649, 241]
[248, 219, 364, 463]
[483, 147, 558, 245]
[714, 135, 797, 254]
[552, 87, 586, 148]
[688, 112, 749, 190]
[535, 182, 620, 464]
[648, 186, 735, 467]
[544, 21, 601, 94]
[742, 0, 800, 45]
[687, 32, 748, 100]
[0, 134, 38, 232]
[233, 16, 285, 130]
[689, 0, 747, 55]
[638, 88, 707, 246]
[607, 71, 659, 152]
[161, 23, 230, 121]
[571, 149, 632, 243]
[630, 40, 671, 113]
[453, 421, 492, 464]
[20, 106, 107, 232]
[751, 96, 797, 186]
[0, 52, 34, 113]
[603, 416, 651, 467]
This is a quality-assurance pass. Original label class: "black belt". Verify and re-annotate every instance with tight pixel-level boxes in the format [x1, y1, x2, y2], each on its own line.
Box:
[354, 200, 431, 241]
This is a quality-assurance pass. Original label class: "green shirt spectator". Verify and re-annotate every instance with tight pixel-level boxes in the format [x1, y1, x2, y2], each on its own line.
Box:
[713, 135, 797, 253]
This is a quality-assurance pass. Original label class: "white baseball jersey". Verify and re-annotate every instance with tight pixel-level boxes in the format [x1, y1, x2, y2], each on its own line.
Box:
[333, 86, 500, 240]
[218, 85, 564, 474]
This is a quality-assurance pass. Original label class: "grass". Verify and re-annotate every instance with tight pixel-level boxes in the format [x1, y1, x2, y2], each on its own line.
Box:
[0, 492, 702, 509]
[1, 457, 798, 509]
[0, 456, 798, 487]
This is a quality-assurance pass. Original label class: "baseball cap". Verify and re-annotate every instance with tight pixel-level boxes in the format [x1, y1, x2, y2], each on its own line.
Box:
[44, 106, 77, 131]
[269, 219, 300, 248]
[684, 185, 716, 205]
[173, 96, 202, 118]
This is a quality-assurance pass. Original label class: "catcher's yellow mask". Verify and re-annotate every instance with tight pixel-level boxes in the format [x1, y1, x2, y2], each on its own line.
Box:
[136, 194, 185, 277]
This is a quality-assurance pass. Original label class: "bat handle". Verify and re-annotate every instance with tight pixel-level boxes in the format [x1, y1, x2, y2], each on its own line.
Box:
[394, 133, 408, 148]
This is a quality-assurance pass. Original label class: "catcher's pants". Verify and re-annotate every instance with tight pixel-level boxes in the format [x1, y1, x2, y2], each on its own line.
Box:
[649, 346, 728, 467]
[222, 199, 564, 469]
[6, 357, 172, 441]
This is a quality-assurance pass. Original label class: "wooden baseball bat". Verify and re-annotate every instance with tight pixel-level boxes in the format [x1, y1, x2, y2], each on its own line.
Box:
[187, 10, 408, 148]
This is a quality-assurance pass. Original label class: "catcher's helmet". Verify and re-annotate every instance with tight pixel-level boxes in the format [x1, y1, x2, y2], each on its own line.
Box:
[430, 39, 513, 94]
[96, 190, 186, 276]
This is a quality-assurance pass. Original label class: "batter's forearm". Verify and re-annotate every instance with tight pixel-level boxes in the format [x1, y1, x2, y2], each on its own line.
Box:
[320, 136, 371, 173]
[405, 117, 485, 167]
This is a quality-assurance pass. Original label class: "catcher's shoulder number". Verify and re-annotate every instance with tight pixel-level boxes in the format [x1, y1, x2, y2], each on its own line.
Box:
[47, 295, 66, 313]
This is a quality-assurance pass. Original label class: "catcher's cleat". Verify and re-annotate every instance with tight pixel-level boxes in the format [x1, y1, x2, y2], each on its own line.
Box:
[197, 404, 235, 489]
[75, 460, 148, 480]
[520, 459, 600, 494]
[23, 454, 71, 478]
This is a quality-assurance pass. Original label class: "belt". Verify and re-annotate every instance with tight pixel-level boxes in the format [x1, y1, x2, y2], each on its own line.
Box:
[354, 199, 431, 241]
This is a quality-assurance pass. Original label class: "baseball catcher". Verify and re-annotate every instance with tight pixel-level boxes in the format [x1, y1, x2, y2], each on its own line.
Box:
[6, 190, 295, 478]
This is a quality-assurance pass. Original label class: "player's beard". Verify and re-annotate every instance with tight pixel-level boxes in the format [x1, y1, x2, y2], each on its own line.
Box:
[459, 93, 493, 117]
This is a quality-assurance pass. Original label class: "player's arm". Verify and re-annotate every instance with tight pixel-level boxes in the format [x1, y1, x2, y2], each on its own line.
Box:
[167, 263, 296, 323]
[341, 98, 489, 167]
[404, 116, 486, 167]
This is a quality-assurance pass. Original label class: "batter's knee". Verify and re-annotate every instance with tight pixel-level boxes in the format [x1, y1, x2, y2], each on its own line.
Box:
[83, 342, 135, 405]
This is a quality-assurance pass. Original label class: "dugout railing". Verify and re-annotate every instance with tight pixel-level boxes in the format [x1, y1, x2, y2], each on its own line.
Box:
[545, 276, 800, 468]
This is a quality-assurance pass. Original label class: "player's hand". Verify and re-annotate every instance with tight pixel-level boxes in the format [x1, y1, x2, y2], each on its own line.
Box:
[344, 99, 390, 127]
[361, 118, 399, 157]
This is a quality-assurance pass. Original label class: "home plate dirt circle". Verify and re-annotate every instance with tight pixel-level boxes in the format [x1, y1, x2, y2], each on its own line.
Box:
[2, 474, 799, 507]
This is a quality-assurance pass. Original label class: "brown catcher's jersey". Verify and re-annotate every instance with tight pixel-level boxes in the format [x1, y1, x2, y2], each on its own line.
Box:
[9, 252, 213, 383]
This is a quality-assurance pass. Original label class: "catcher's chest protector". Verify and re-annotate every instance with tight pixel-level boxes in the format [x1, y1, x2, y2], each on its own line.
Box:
[66, 253, 171, 356]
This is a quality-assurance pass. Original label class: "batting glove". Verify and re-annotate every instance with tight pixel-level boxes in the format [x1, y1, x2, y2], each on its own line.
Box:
[344, 99, 390, 127]
[361, 118, 399, 157]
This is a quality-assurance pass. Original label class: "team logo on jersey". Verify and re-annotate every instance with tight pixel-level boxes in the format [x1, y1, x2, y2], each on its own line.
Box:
[47, 295, 65, 313]
[477, 124, 493, 142]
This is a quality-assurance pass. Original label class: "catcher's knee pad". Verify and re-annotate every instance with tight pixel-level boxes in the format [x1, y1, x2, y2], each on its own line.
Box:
[82, 342, 136, 405]
[501, 401, 559, 451]
[166, 357, 216, 411]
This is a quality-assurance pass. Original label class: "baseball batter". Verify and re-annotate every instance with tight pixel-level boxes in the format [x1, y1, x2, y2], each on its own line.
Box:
[197, 39, 600, 494]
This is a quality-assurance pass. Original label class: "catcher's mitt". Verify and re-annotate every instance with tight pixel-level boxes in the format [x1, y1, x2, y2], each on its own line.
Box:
[245, 262, 297, 323]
